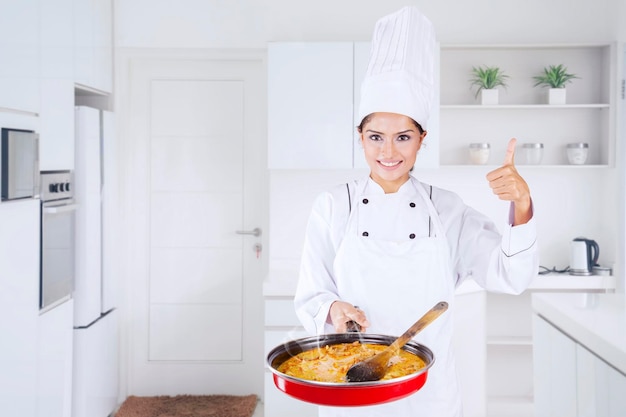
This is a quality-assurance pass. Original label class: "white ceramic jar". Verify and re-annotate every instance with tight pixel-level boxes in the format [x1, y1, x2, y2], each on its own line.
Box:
[522, 143, 544, 165]
[468, 143, 490, 165]
[566, 143, 589, 165]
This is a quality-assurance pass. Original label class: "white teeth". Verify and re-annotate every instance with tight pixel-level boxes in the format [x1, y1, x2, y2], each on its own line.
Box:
[380, 161, 400, 167]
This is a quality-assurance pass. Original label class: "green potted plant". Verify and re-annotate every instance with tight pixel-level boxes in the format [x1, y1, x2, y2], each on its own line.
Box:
[469, 65, 509, 105]
[533, 64, 579, 105]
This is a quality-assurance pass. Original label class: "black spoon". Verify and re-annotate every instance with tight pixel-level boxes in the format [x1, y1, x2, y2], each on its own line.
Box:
[345, 301, 448, 383]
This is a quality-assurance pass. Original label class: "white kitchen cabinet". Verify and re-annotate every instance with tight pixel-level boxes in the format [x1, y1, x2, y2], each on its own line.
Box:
[37, 0, 112, 171]
[533, 314, 578, 417]
[40, 0, 74, 80]
[268, 42, 354, 169]
[486, 276, 616, 417]
[576, 342, 626, 417]
[452, 289, 486, 417]
[439, 44, 616, 167]
[74, 0, 113, 93]
[0, 0, 40, 114]
[38, 0, 75, 171]
[533, 314, 626, 417]
[264, 296, 317, 417]
[39, 79, 75, 170]
[72, 309, 119, 417]
[352, 41, 370, 170]
[37, 300, 74, 417]
[0, 200, 74, 417]
[0, 199, 41, 417]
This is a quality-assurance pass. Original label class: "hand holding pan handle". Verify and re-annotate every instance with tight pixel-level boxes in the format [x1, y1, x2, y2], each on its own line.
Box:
[346, 305, 362, 332]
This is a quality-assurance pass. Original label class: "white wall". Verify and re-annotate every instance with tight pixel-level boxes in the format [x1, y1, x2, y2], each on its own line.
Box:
[114, 0, 626, 288]
[115, 0, 625, 48]
[615, 0, 626, 40]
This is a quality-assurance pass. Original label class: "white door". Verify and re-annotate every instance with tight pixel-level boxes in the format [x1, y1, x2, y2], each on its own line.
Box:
[122, 53, 266, 396]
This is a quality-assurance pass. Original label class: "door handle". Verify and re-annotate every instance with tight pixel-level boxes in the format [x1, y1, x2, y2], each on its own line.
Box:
[236, 227, 262, 237]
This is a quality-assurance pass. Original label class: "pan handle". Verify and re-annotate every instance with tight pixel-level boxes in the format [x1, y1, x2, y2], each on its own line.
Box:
[345, 305, 362, 332]
[346, 321, 362, 332]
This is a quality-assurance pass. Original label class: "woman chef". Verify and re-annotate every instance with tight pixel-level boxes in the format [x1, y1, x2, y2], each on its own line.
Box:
[294, 6, 539, 417]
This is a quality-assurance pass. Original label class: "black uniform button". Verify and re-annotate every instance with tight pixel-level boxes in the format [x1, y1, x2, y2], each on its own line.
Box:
[409, 233, 416, 239]
[362, 231, 369, 237]
[409, 202, 416, 208]
[362, 198, 369, 204]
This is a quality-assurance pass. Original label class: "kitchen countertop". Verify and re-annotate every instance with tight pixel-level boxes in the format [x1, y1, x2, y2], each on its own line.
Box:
[532, 292, 626, 375]
[264, 271, 617, 297]
[263, 275, 484, 297]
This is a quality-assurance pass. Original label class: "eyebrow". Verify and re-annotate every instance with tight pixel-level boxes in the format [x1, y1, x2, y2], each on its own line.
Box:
[365, 129, 415, 135]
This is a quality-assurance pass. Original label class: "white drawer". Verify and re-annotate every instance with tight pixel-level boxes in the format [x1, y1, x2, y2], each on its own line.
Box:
[264, 298, 301, 327]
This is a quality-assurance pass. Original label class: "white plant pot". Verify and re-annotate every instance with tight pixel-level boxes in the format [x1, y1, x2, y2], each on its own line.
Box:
[480, 89, 499, 105]
[548, 88, 567, 105]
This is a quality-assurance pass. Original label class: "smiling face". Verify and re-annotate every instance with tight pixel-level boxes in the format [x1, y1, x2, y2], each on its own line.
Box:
[358, 112, 427, 193]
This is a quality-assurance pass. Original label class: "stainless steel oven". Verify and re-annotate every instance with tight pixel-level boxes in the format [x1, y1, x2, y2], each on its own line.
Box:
[40, 171, 77, 312]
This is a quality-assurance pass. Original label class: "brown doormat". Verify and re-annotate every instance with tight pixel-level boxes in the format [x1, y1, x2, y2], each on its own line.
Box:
[115, 394, 258, 417]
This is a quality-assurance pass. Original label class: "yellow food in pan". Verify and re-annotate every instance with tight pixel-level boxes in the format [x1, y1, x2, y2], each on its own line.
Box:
[277, 341, 426, 383]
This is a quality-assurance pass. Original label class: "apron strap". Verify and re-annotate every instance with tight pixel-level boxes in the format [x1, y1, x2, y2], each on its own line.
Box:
[429, 185, 433, 237]
[414, 180, 445, 238]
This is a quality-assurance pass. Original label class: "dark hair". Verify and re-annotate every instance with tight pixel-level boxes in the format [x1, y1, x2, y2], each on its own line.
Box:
[357, 114, 425, 134]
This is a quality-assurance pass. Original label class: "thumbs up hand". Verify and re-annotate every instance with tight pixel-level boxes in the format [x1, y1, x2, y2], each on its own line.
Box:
[486, 138, 533, 225]
[502, 137, 517, 166]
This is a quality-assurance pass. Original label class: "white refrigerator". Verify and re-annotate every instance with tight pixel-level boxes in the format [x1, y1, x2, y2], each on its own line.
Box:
[73, 106, 118, 417]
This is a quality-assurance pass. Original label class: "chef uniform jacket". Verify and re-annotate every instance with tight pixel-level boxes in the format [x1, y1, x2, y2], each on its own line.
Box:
[294, 175, 538, 417]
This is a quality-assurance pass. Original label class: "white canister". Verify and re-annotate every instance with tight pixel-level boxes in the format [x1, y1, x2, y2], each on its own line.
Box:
[566, 143, 589, 165]
[522, 143, 544, 165]
[468, 143, 490, 165]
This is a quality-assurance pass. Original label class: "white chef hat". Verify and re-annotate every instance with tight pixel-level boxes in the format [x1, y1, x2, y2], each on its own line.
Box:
[358, 6, 436, 130]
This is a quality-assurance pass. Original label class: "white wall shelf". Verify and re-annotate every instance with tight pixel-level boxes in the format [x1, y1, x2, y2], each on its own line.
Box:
[442, 104, 609, 109]
[439, 43, 616, 167]
[441, 164, 611, 168]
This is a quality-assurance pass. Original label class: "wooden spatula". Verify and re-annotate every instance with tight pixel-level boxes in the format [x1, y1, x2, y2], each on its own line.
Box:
[345, 301, 448, 383]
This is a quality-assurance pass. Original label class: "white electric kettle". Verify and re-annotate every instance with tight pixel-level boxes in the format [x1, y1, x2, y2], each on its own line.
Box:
[569, 237, 599, 276]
